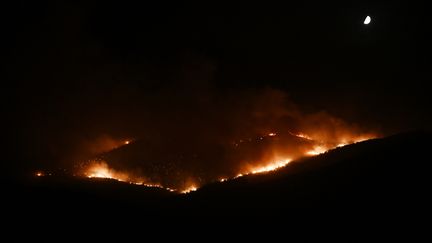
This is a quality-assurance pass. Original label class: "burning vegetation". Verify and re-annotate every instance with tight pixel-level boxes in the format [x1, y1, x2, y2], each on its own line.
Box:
[35, 89, 377, 193]
[78, 130, 374, 193]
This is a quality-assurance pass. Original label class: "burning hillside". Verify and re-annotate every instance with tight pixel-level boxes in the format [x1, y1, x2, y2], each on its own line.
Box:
[30, 89, 376, 192]
[78, 130, 375, 193]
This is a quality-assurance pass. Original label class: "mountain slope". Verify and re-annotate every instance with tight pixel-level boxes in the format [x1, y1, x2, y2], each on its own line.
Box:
[4, 131, 430, 221]
[170, 131, 431, 215]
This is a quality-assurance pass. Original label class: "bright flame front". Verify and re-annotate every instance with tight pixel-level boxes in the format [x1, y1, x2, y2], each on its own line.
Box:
[250, 159, 292, 174]
[83, 160, 198, 194]
[306, 145, 328, 156]
[181, 186, 198, 194]
[85, 162, 128, 181]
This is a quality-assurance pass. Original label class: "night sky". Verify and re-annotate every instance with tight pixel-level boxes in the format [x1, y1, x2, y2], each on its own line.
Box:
[3, 1, 431, 174]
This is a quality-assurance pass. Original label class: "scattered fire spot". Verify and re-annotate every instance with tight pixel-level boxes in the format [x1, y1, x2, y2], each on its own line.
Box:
[181, 186, 198, 194]
[295, 133, 313, 140]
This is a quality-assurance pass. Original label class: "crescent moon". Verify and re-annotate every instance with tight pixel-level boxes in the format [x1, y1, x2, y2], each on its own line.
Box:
[364, 16, 371, 25]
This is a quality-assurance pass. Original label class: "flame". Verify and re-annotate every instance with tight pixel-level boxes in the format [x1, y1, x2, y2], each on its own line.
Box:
[250, 159, 292, 174]
[84, 161, 157, 187]
[306, 145, 328, 156]
[295, 133, 313, 140]
[36, 171, 44, 177]
[235, 132, 376, 179]
[77, 131, 376, 194]
[181, 186, 198, 194]
[180, 179, 199, 194]
[85, 161, 128, 181]
[83, 160, 199, 194]
[233, 158, 292, 179]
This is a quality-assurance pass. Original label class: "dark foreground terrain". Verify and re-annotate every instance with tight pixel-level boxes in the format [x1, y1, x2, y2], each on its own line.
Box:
[2, 131, 430, 233]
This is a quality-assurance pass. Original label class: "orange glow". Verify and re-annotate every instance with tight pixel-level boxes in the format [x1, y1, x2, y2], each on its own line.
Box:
[306, 145, 328, 156]
[295, 133, 313, 140]
[352, 136, 371, 143]
[250, 159, 292, 174]
[84, 135, 135, 156]
[181, 186, 198, 194]
[84, 161, 143, 186]
[78, 131, 376, 194]
[234, 133, 376, 179]
[180, 179, 199, 194]
[86, 162, 125, 180]
[36, 172, 44, 177]
[83, 160, 199, 194]
[233, 158, 293, 180]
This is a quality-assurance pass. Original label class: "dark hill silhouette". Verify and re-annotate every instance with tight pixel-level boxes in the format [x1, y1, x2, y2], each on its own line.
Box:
[175, 131, 430, 213]
[3, 131, 430, 225]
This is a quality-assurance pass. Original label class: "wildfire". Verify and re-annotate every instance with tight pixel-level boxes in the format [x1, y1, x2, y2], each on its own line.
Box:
[306, 145, 328, 156]
[250, 159, 292, 174]
[181, 186, 198, 194]
[87, 168, 113, 179]
[78, 131, 376, 194]
[295, 133, 313, 140]
[83, 161, 199, 194]
[235, 132, 376, 178]
[232, 158, 293, 180]
[85, 162, 127, 181]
